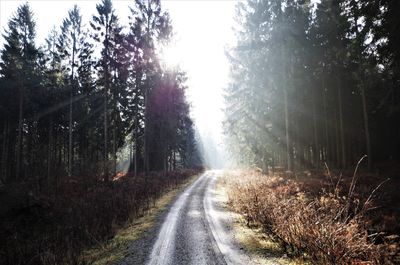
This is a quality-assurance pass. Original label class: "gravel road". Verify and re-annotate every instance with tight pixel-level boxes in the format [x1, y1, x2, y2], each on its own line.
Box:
[118, 171, 252, 265]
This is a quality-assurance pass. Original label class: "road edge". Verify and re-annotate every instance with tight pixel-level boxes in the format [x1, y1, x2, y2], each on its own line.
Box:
[83, 173, 202, 265]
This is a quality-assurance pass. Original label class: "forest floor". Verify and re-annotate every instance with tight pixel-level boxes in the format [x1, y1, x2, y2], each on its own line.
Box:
[87, 168, 400, 265]
[215, 179, 309, 265]
[0, 169, 202, 265]
[84, 172, 201, 265]
[2, 168, 398, 264]
[221, 167, 400, 264]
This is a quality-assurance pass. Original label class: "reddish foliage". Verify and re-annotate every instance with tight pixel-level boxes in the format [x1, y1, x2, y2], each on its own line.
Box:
[0, 169, 201, 265]
[224, 170, 400, 264]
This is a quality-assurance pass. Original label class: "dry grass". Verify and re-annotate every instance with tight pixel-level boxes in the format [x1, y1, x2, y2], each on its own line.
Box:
[0, 169, 202, 265]
[216, 178, 308, 265]
[223, 169, 400, 265]
[83, 173, 200, 265]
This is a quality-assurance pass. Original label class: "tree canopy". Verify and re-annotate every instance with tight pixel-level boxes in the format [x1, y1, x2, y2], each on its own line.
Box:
[224, 0, 400, 172]
[0, 0, 202, 185]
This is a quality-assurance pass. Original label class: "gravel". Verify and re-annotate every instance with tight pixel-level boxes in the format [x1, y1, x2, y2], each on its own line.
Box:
[117, 171, 253, 265]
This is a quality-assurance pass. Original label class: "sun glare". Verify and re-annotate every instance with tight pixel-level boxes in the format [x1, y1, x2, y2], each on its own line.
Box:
[160, 44, 182, 69]
[0, 0, 236, 169]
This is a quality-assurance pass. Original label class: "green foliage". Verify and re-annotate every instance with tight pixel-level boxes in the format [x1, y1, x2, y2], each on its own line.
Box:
[0, 1, 203, 263]
[0, 0, 202, 183]
[224, 0, 400, 171]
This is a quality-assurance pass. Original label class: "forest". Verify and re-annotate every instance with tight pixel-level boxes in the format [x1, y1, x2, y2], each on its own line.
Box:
[223, 0, 400, 263]
[224, 0, 400, 172]
[0, 0, 202, 264]
[1, 0, 400, 264]
[0, 0, 201, 184]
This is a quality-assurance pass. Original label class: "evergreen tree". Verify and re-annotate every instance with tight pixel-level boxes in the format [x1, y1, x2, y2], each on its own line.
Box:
[129, 0, 172, 172]
[90, 0, 120, 180]
[0, 3, 39, 180]
[0, 0, 201, 186]
[58, 5, 85, 176]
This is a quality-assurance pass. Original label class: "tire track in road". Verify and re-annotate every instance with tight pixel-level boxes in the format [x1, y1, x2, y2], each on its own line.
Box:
[147, 172, 209, 265]
[147, 171, 250, 265]
[204, 172, 249, 265]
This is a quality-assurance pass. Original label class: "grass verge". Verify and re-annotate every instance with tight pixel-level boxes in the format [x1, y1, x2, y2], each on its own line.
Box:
[221, 169, 400, 264]
[0, 169, 202, 265]
[216, 179, 309, 265]
[83, 173, 200, 265]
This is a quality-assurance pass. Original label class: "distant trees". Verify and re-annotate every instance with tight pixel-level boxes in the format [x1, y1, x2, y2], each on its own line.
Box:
[147, 70, 194, 171]
[225, 0, 400, 172]
[0, 0, 201, 185]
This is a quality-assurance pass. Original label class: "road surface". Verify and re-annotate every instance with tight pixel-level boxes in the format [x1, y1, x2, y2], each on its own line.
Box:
[147, 170, 250, 265]
[119, 171, 252, 265]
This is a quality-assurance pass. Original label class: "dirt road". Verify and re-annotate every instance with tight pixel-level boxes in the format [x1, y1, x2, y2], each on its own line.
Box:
[119, 171, 252, 265]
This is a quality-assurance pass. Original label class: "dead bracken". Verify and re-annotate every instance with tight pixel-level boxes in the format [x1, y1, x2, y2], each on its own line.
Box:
[223, 170, 400, 265]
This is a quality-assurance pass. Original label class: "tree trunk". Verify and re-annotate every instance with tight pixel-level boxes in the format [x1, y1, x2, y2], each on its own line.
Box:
[47, 117, 53, 186]
[354, 6, 371, 170]
[31, 118, 40, 189]
[337, 76, 346, 169]
[16, 85, 24, 180]
[312, 85, 319, 168]
[173, 151, 176, 170]
[360, 85, 372, 169]
[1, 121, 8, 183]
[322, 79, 329, 163]
[133, 73, 140, 177]
[163, 148, 167, 173]
[103, 21, 110, 182]
[143, 87, 149, 173]
[68, 86, 73, 177]
[104, 90, 108, 181]
[284, 89, 292, 171]
[68, 33, 76, 178]
[113, 125, 116, 176]
[112, 97, 117, 177]
[334, 110, 340, 167]
[134, 127, 138, 177]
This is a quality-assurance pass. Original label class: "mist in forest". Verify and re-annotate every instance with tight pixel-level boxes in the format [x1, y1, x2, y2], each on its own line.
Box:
[0, 0, 400, 264]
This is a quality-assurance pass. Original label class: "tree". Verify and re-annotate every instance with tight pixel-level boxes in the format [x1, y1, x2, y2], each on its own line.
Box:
[58, 5, 85, 176]
[0, 0, 201, 187]
[129, 0, 172, 172]
[0, 3, 39, 180]
[41, 27, 64, 184]
[91, 0, 120, 180]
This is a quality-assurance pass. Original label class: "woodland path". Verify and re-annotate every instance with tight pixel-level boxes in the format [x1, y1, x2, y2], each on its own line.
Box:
[119, 171, 254, 265]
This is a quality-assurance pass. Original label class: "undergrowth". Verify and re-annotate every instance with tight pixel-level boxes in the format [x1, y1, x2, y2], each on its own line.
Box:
[0, 169, 201, 265]
[224, 164, 399, 264]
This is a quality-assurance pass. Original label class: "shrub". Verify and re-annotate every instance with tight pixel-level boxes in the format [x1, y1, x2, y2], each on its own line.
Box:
[0, 169, 201, 265]
[224, 170, 399, 264]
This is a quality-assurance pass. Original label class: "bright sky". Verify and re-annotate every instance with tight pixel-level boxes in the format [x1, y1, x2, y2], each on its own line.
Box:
[0, 0, 236, 160]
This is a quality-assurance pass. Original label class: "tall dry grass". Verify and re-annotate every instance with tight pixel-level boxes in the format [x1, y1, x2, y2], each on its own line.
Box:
[0, 169, 201, 265]
[224, 167, 399, 264]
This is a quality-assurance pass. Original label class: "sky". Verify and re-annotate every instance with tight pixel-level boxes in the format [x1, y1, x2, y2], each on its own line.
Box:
[0, 0, 237, 167]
